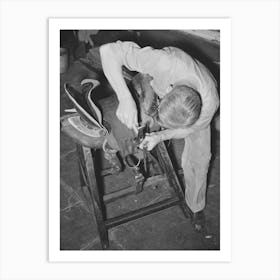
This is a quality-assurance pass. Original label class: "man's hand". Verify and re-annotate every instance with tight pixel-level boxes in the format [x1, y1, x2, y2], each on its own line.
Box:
[116, 98, 138, 135]
[139, 132, 162, 151]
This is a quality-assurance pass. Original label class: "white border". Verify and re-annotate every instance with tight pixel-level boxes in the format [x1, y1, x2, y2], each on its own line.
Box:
[49, 18, 231, 262]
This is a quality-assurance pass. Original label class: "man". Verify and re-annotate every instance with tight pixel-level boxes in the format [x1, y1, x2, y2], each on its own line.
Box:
[99, 40, 219, 231]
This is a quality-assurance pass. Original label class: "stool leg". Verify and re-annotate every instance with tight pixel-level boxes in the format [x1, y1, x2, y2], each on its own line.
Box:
[77, 145, 109, 249]
[156, 142, 190, 219]
[77, 157, 87, 188]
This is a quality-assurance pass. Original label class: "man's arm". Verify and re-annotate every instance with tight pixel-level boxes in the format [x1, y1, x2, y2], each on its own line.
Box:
[100, 43, 138, 133]
[139, 128, 192, 151]
[159, 127, 195, 141]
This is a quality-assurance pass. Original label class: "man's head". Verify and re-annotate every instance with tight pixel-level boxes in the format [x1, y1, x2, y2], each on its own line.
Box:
[156, 85, 202, 129]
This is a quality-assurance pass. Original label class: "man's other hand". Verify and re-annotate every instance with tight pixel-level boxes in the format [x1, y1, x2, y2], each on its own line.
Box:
[139, 132, 161, 151]
[116, 98, 138, 135]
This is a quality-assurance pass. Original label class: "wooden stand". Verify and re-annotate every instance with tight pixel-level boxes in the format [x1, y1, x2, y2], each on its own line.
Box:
[75, 141, 190, 249]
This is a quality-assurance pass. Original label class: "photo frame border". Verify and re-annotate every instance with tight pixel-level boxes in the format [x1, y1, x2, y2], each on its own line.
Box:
[49, 17, 231, 262]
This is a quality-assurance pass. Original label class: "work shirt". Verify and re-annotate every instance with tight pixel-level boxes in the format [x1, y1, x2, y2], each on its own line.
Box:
[104, 41, 219, 133]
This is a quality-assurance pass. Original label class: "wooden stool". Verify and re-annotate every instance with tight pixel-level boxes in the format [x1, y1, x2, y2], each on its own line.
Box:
[60, 54, 192, 248]
[72, 139, 190, 249]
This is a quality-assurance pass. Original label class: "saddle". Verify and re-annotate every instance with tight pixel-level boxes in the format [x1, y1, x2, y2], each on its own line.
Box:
[63, 74, 159, 154]
[62, 74, 161, 192]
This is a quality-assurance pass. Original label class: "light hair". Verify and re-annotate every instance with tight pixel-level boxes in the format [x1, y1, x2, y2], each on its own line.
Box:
[157, 85, 202, 129]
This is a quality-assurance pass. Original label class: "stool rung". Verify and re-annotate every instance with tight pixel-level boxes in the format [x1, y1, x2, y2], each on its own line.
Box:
[104, 196, 180, 229]
[103, 174, 168, 204]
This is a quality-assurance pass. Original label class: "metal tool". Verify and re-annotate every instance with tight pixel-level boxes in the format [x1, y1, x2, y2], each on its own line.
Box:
[124, 154, 144, 194]
[136, 124, 147, 144]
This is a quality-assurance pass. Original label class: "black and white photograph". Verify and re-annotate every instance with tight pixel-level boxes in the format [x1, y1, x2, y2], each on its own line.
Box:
[1, 0, 280, 279]
[59, 28, 221, 251]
